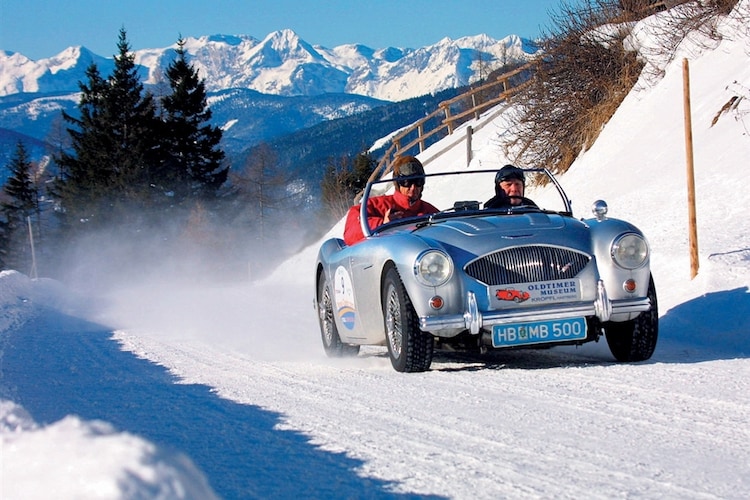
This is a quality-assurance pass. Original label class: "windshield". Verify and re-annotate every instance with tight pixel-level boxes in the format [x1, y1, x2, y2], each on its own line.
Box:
[361, 168, 573, 238]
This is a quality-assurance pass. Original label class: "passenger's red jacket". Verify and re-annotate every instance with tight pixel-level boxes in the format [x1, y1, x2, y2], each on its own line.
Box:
[343, 190, 439, 246]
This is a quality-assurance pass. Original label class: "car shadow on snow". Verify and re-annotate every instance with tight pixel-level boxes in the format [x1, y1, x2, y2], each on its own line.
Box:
[1, 310, 445, 500]
[354, 343, 616, 372]
[655, 286, 750, 363]
[430, 345, 617, 372]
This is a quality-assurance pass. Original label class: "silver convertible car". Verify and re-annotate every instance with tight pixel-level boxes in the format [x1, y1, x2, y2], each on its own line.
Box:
[314, 168, 658, 372]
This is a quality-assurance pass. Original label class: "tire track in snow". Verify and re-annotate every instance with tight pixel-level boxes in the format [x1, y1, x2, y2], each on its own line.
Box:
[115, 333, 748, 499]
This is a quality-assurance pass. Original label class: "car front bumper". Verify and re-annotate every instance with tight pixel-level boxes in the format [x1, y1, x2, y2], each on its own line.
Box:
[421, 280, 651, 335]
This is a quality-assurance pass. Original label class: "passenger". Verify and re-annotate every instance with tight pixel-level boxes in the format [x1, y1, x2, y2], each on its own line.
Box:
[485, 164, 537, 208]
[343, 156, 439, 246]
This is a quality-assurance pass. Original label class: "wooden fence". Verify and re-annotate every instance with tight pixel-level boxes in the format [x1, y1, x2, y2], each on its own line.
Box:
[368, 61, 537, 182]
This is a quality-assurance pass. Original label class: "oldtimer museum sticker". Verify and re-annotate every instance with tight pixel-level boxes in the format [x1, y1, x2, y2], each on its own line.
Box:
[334, 266, 356, 330]
[492, 279, 581, 307]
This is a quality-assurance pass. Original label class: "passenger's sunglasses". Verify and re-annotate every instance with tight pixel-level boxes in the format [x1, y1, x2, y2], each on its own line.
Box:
[397, 178, 425, 188]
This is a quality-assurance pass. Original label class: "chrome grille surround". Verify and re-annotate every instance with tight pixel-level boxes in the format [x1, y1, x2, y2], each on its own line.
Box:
[465, 245, 591, 286]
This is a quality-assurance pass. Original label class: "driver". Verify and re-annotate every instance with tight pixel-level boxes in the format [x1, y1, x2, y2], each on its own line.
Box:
[485, 164, 537, 208]
[343, 156, 439, 245]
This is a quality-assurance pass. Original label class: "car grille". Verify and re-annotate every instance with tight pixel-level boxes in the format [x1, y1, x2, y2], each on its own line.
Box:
[465, 245, 591, 285]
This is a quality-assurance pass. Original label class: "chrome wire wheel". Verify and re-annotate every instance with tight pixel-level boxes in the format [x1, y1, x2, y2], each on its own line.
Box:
[384, 282, 403, 361]
[319, 284, 336, 348]
[317, 275, 360, 357]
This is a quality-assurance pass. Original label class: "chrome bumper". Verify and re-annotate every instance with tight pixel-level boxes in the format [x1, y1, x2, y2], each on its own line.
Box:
[420, 280, 651, 335]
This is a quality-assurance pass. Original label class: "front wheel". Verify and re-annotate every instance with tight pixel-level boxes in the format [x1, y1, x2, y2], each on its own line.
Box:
[382, 266, 433, 372]
[318, 275, 360, 357]
[605, 274, 659, 362]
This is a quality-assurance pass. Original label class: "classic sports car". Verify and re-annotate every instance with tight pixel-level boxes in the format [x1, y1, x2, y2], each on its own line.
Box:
[314, 168, 658, 372]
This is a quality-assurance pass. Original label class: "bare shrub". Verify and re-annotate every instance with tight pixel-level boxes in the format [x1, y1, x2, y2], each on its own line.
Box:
[619, 0, 672, 19]
[504, 0, 644, 176]
[638, 0, 744, 74]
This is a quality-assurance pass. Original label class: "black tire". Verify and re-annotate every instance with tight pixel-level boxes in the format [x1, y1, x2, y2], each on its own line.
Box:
[605, 274, 659, 362]
[382, 266, 434, 372]
[317, 276, 360, 357]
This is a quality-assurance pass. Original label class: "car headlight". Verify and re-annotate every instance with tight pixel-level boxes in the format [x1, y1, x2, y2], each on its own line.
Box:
[611, 233, 649, 269]
[414, 250, 453, 286]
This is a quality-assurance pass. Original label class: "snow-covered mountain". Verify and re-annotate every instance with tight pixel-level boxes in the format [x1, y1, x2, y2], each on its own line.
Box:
[0, 30, 538, 101]
[0, 29, 537, 167]
[0, 47, 117, 97]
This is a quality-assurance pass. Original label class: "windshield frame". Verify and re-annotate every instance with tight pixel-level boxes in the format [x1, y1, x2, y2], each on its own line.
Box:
[359, 168, 573, 239]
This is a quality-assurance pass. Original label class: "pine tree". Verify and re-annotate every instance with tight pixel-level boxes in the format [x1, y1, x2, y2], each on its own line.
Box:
[54, 28, 161, 230]
[320, 152, 376, 220]
[54, 63, 111, 225]
[161, 38, 228, 202]
[351, 151, 376, 189]
[105, 29, 161, 198]
[1, 142, 39, 272]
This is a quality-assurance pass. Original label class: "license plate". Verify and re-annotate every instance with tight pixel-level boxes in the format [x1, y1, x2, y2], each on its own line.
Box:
[492, 317, 587, 347]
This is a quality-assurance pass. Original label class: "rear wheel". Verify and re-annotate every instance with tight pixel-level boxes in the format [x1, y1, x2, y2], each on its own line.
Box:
[382, 266, 434, 372]
[318, 276, 360, 357]
[605, 274, 659, 362]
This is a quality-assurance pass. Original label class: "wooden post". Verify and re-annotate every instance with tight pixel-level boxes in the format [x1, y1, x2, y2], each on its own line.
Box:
[442, 104, 454, 134]
[27, 216, 38, 279]
[683, 58, 699, 279]
[466, 126, 473, 167]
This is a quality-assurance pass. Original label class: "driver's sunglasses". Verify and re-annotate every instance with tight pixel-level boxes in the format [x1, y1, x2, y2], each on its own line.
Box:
[397, 178, 425, 188]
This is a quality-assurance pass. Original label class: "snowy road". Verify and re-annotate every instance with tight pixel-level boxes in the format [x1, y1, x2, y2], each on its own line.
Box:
[4, 275, 749, 499]
[112, 324, 750, 499]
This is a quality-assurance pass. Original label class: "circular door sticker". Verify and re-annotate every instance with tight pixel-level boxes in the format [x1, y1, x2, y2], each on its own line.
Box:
[334, 266, 356, 330]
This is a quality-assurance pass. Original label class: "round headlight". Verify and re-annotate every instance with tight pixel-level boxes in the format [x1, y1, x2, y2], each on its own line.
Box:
[414, 250, 453, 286]
[611, 233, 649, 269]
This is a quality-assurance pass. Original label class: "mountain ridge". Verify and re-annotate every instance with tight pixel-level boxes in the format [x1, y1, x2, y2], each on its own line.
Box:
[1, 29, 538, 100]
[0, 29, 537, 172]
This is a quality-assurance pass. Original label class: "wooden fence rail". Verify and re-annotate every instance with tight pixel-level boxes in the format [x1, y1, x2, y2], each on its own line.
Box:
[369, 61, 537, 182]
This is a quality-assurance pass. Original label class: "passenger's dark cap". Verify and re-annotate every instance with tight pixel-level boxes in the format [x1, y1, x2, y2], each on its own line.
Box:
[495, 165, 525, 184]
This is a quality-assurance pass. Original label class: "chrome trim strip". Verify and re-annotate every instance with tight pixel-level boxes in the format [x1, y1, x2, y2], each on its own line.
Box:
[595, 279, 612, 322]
[464, 291, 480, 334]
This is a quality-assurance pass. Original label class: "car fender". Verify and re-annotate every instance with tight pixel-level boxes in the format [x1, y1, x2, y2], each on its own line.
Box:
[366, 233, 439, 331]
[585, 216, 652, 318]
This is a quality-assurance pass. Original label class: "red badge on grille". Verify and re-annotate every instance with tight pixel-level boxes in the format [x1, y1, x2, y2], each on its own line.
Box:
[495, 289, 530, 302]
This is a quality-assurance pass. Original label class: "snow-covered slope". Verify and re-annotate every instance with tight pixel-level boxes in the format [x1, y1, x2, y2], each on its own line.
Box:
[1, 2, 749, 498]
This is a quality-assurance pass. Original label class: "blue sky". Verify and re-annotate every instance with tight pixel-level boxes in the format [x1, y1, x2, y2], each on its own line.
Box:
[1, 0, 563, 60]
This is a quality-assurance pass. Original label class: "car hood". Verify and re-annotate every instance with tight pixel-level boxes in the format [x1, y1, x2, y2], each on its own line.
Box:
[412, 212, 593, 257]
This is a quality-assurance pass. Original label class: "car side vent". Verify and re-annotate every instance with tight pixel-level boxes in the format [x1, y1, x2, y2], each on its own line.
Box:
[465, 246, 591, 285]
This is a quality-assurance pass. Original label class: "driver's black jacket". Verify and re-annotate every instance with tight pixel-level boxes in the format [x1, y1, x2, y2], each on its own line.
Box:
[484, 193, 537, 209]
